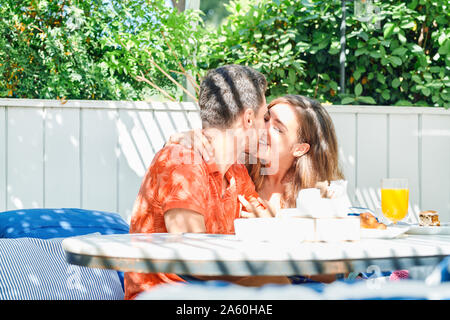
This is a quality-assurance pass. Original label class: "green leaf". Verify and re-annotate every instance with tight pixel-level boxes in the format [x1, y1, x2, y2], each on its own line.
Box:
[341, 97, 355, 104]
[438, 39, 450, 55]
[358, 96, 376, 104]
[400, 21, 416, 29]
[283, 43, 293, 55]
[369, 51, 381, 59]
[383, 22, 395, 38]
[357, 32, 369, 42]
[389, 56, 402, 66]
[430, 66, 442, 73]
[376, 73, 385, 84]
[421, 87, 431, 96]
[328, 41, 340, 55]
[382, 90, 390, 100]
[412, 74, 421, 83]
[392, 78, 401, 88]
[411, 44, 423, 53]
[368, 38, 378, 45]
[392, 47, 408, 56]
[355, 48, 368, 56]
[397, 32, 407, 44]
[329, 80, 338, 91]
[395, 100, 412, 106]
[423, 73, 433, 82]
[288, 68, 296, 84]
[407, 0, 418, 9]
[355, 83, 363, 96]
[438, 32, 447, 46]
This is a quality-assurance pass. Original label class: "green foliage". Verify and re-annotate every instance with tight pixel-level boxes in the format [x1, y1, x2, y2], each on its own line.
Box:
[0, 0, 206, 100]
[1, 0, 448, 107]
[200, 0, 449, 107]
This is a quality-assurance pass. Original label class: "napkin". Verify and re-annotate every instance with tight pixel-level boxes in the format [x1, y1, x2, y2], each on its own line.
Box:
[296, 180, 352, 218]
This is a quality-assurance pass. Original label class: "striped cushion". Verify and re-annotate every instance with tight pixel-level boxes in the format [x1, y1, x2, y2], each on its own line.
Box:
[0, 237, 124, 300]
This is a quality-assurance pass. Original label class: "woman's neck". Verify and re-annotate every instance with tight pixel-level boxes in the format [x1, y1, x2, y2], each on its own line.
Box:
[264, 158, 292, 186]
[257, 161, 294, 210]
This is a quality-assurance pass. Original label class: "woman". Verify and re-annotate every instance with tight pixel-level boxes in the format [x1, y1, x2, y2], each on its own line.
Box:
[245, 94, 344, 212]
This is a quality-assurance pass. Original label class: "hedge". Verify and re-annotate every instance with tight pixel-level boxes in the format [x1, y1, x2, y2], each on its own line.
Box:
[1, 0, 449, 108]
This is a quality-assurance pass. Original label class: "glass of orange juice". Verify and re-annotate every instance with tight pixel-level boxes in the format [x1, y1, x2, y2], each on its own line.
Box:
[381, 178, 409, 224]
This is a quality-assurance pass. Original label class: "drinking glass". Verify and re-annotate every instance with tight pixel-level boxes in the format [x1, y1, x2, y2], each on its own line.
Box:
[381, 178, 409, 224]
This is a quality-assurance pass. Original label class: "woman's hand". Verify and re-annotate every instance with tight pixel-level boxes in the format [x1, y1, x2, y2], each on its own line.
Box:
[238, 195, 276, 218]
[166, 129, 214, 162]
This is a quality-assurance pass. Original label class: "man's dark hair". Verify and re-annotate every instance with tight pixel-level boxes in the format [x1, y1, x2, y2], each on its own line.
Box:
[198, 64, 267, 128]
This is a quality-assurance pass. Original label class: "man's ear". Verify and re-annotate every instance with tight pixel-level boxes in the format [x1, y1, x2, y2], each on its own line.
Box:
[292, 143, 310, 158]
[242, 108, 255, 129]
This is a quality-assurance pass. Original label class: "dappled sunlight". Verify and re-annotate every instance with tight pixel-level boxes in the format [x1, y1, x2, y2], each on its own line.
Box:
[116, 107, 201, 180]
[117, 117, 147, 178]
[338, 147, 355, 167]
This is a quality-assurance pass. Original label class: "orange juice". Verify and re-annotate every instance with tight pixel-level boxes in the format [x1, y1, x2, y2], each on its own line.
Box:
[381, 188, 409, 223]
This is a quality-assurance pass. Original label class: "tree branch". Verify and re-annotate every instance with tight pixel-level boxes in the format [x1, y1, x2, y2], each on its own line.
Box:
[146, 50, 198, 102]
[136, 72, 177, 102]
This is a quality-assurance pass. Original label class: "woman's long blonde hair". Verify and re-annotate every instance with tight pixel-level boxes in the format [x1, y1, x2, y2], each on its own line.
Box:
[247, 95, 344, 208]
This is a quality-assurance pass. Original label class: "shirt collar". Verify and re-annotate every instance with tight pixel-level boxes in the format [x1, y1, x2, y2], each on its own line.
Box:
[205, 158, 236, 183]
[205, 159, 220, 174]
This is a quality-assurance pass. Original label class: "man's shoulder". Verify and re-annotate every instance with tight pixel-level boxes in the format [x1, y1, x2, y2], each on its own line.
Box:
[150, 144, 206, 175]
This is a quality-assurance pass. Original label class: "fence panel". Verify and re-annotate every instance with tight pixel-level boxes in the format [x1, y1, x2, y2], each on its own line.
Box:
[44, 108, 81, 208]
[355, 113, 388, 212]
[81, 109, 118, 213]
[6, 107, 44, 209]
[0, 107, 5, 211]
[421, 114, 450, 221]
[330, 113, 357, 204]
[388, 114, 421, 222]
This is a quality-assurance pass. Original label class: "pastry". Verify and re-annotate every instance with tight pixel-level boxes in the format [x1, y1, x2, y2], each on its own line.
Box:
[360, 212, 387, 230]
[419, 210, 440, 226]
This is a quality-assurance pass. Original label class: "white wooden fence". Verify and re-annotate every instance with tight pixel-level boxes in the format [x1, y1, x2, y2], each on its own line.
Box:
[1, 98, 449, 223]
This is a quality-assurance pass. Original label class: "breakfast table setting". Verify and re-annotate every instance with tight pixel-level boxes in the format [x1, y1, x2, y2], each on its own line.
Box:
[63, 178, 450, 282]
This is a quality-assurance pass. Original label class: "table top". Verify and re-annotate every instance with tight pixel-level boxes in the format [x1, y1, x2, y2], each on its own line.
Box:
[62, 232, 450, 276]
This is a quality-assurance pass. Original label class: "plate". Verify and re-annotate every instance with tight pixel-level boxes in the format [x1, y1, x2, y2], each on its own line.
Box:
[360, 226, 410, 239]
[406, 223, 450, 235]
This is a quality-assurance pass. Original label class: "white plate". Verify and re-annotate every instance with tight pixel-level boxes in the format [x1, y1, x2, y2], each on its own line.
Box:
[360, 226, 410, 239]
[406, 223, 450, 235]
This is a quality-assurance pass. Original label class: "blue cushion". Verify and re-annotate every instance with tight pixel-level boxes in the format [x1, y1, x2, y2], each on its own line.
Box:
[0, 208, 130, 291]
[0, 237, 124, 300]
[0, 208, 129, 239]
[426, 256, 450, 284]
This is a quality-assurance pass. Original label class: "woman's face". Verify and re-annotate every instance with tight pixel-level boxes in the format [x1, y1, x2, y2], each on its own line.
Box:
[258, 103, 301, 170]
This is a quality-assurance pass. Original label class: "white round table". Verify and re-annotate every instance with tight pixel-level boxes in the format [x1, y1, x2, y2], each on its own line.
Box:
[62, 232, 450, 276]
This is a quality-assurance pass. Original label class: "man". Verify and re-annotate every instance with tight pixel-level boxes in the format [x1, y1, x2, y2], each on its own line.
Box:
[124, 65, 288, 300]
